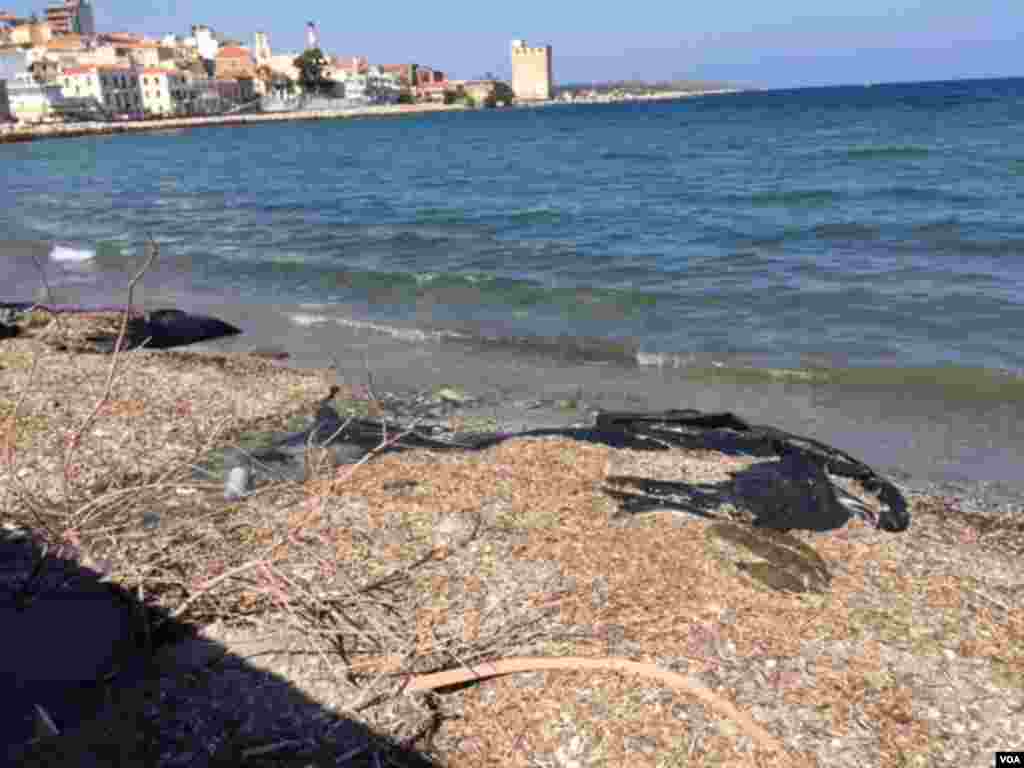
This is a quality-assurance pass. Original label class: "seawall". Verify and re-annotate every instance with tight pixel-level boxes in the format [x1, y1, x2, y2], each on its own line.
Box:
[0, 102, 469, 144]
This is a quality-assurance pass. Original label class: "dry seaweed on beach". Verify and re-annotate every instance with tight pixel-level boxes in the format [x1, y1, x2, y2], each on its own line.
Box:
[3, 321, 1024, 767]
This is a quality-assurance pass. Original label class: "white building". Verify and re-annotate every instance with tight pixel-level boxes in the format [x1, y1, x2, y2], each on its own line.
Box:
[7, 71, 65, 122]
[191, 25, 218, 60]
[61, 65, 142, 116]
[331, 67, 401, 104]
[139, 67, 188, 115]
[61, 65, 102, 100]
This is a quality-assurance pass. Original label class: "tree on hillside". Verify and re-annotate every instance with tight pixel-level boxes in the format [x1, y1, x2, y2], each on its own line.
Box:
[292, 48, 330, 95]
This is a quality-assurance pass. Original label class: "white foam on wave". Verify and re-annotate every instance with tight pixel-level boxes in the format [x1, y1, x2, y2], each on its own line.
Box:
[334, 316, 445, 344]
[289, 313, 330, 327]
[413, 272, 440, 286]
[50, 245, 95, 263]
[636, 351, 699, 368]
[635, 351, 732, 369]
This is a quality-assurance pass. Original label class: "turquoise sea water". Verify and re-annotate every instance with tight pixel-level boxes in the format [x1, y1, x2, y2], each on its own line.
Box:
[3, 77, 1024, 395]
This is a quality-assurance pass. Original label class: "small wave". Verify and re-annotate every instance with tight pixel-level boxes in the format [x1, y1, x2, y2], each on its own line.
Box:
[879, 187, 979, 204]
[745, 189, 837, 207]
[413, 208, 466, 225]
[845, 145, 932, 159]
[598, 150, 669, 163]
[912, 217, 961, 235]
[947, 238, 1024, 257]
[636, 351, 703, 368]
[50, 244, 95, 262]
[507, 207, 563, 225]
[289, 313, 330, 327]
[335, 316, 449, 343]
[813, 222, 881, 240]
[413, 272, 441, 286]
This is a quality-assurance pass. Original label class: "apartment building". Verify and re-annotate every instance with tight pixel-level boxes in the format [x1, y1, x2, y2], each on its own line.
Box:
[139, 67, 188, 115]
[58, 65, 141, 115]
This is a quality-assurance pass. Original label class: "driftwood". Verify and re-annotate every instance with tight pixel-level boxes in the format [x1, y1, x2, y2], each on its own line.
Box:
[402, 655, 789, 756]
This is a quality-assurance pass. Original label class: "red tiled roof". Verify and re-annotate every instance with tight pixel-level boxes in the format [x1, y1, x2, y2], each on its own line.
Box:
[217, 46, 251, 59]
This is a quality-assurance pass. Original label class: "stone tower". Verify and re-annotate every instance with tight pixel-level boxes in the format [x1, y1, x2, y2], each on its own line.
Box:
[510, 39, 553, 101]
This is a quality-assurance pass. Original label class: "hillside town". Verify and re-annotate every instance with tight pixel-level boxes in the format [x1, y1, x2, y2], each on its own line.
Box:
[0, 1, 552, 125]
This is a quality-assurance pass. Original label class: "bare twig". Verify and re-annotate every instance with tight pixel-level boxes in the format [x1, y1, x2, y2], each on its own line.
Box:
[166, 558, 268, 622]
[60, 237, 158, 516]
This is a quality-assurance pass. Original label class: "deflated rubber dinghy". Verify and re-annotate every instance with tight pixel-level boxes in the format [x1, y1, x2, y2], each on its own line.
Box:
[0, 304, 242, 351]
[93, 309, 242, 351]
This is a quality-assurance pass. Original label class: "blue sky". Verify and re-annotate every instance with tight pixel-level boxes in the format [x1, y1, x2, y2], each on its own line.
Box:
[14, 0, 1023, 87]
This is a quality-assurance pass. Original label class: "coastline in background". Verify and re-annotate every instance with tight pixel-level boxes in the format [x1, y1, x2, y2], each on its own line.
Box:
[0, 88, 739, 144]
[0, 100, 467, 143]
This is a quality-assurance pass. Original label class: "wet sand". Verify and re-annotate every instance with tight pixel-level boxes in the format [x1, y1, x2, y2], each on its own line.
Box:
[157, 293, 1024, 511]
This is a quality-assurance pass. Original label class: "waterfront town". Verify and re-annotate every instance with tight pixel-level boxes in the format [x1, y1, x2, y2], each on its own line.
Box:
[0, 0, 560, 127]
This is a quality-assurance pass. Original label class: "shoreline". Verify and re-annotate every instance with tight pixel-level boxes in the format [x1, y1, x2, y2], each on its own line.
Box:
[0, 101, 469, 144]
[0, 89, 741, 144]
[553, 87, 743, 105]
[169, 294, 1024, 509]
[4, 283, 1023, 504]
[4, 315, 1022, 518]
